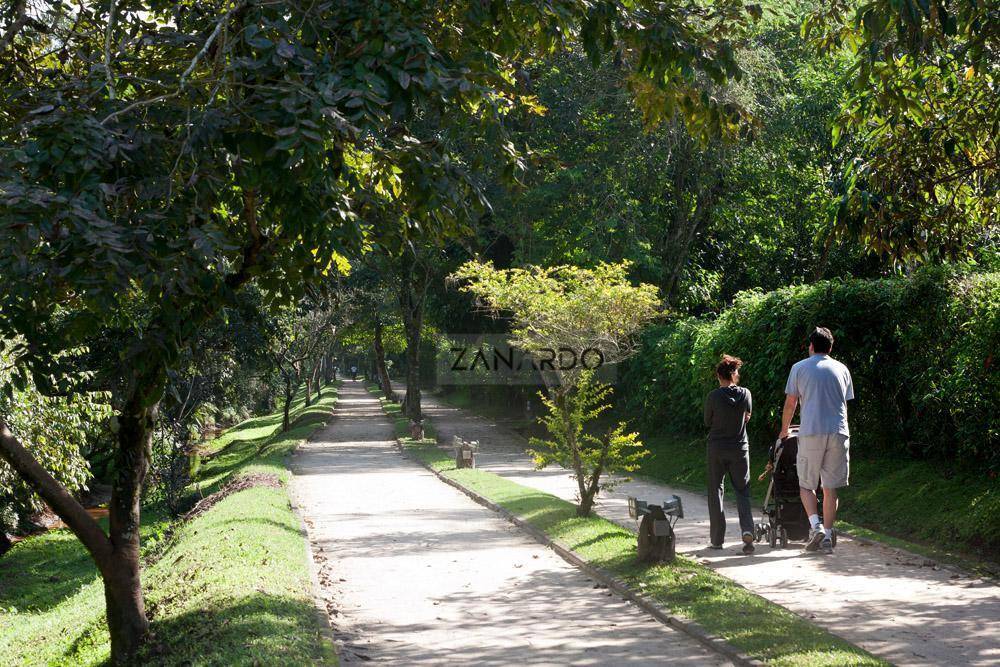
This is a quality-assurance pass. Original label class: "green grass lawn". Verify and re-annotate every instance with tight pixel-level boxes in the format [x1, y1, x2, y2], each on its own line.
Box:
[0, 384, 340, 666]
[402, 441, 886, 667]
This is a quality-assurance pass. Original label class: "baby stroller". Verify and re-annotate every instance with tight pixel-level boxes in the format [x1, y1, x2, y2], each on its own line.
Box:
[754, 426, 837, 549]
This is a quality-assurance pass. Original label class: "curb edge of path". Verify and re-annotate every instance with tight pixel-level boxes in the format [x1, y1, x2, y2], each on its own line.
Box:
[396, 440, 766, 667]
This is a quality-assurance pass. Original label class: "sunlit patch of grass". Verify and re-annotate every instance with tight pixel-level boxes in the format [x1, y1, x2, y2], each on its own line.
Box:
[195, 390, 338, 492]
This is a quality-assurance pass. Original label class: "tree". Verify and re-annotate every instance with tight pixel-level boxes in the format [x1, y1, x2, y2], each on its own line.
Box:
[396, 246, 434, 422]
[451, 260, 660, 515]
[0, 1, 751, 660]
[532, 370, 649, 516]
[340, 261, 409, 400]
[459, 22, 871, 317]
[805, 0, 1000, 264]
[268, 302, 340, 432]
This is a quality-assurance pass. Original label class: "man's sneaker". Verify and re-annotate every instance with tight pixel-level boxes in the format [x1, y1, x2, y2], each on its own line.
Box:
[821, 535, 834, 554]
[742, 532, 755, 555]
[804, 527, 825, 552]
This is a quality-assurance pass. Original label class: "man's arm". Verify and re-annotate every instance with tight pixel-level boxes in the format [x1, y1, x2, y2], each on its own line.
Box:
[779, 394, 797, 439]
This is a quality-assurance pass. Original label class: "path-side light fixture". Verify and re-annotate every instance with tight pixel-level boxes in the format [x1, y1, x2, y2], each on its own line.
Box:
[452, 435, 479, 469]
[628, 495, 683, 563]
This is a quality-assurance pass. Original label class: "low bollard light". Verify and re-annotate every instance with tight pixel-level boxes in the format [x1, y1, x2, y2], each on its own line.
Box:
[628, 494, 683, 563]
[452, 435, 479, 468]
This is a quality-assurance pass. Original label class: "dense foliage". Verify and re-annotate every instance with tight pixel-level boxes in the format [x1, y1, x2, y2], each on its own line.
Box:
[457, 17, 881, 314]
[621, 268, 1000, 466]
[805, 0, 999, 263]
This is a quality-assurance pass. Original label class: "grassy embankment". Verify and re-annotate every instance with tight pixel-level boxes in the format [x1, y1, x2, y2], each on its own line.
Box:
[0, 386, 339, 666]
[367, 386, 885, 667]
[437, 385, 1000, 574]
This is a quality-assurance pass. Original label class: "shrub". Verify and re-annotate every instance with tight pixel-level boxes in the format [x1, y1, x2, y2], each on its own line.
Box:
[621, 267, 999, 465]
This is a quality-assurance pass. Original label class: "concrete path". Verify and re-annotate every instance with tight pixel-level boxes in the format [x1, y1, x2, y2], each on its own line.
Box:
[411, 387, 1000, 667]
[290, 381, 730, 665]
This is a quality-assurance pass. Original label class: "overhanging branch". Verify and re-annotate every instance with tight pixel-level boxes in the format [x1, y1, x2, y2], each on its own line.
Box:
[0, 418, 112, 562]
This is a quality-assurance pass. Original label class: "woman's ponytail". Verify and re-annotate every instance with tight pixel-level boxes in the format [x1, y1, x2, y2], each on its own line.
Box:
[716, 354, 743, 381]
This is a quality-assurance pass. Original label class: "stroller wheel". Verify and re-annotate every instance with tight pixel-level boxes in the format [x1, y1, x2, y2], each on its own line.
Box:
[768, 525, 777, 549]
[831, 529, 837, 548]
[778, 527, 789, 549]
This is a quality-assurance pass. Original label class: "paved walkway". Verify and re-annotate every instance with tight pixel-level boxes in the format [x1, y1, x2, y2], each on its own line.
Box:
[290, 381, 730, 665]
[408, 386, 1000, 667]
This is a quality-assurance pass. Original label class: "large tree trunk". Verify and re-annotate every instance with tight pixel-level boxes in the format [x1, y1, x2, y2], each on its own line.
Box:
[305, 365, 313, 407]
[0, 411, 151, 664]
[657, 140, 728, 305]
[373, 316, 393, 401]
[660, 189, 717, 304]
[402, 323, 422, 421]
[104, 394, 155, 661]
[282, 375, 293, 432]
[397, 252, 427, 422]
[311, 362, 322, 400]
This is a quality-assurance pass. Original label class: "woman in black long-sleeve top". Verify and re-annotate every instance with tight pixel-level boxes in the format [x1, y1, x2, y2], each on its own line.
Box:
[704, 354, 755, 554]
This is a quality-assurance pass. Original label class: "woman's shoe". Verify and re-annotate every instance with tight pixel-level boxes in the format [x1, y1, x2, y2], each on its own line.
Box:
[742, 532, 755, 555]
[708, 543, 724, 550]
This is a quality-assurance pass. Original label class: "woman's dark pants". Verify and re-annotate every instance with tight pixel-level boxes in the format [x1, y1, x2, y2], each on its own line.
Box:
[707, 447, 755, 546]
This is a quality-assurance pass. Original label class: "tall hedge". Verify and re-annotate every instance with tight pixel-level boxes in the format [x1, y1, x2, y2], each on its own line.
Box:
[621, 268, 999, 465]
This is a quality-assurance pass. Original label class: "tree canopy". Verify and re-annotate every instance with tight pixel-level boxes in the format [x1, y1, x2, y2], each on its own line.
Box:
[805, 0, 999, 263]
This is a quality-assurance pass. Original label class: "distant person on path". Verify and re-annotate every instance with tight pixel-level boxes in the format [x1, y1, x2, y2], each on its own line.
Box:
[780, 327, 854, 555]
[704, 354, 755, 555]
[351, 365, 358, 380]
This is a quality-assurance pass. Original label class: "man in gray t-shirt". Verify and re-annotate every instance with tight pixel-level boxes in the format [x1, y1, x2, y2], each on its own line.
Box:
[780, 327, 854, 554]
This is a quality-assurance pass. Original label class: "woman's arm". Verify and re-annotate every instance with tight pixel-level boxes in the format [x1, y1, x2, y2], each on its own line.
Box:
[704, 394, 713, 428]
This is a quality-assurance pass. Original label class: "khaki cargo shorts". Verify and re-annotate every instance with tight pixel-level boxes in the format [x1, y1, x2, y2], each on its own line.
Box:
[797, 433, 850, 489]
